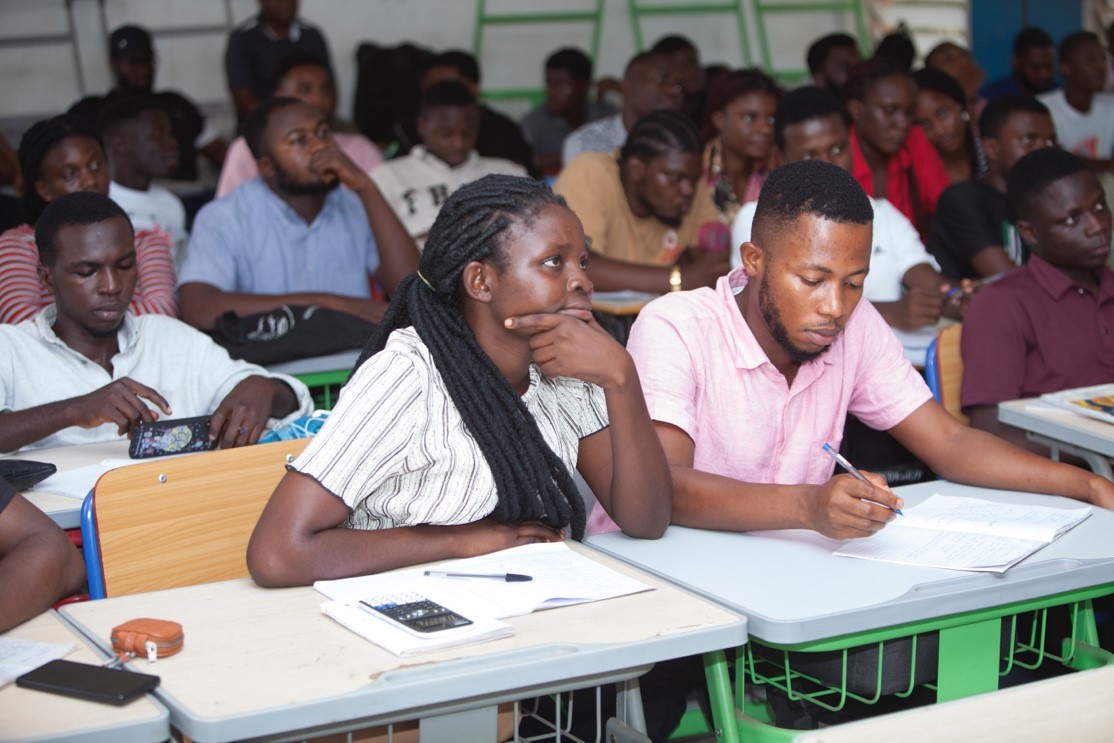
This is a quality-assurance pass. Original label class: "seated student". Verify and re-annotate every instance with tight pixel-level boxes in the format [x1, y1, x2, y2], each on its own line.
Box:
[562, 51, 682, 165]
[0, 192, 313, 453]
[224, 0, 332, 122]
[806, 33, 862, 98]
[701, 69, 782, 223]
[179, 98, 419, 330]
[732, 87, 954, 333]
[68, 24, 226, 181]
[924, 41, 987, 119]
[981, 27, 1057, 100]
[246, 175, 670, 586]
[844, 58, 950, 237]
[962, 148, 1114, 447]
[622, 159, 1113, 546]
[928, 95, 1057, 280]
[554, 111, 728, 293]
[395, 51, 535, 175]
[371, 81, 526, 250]
[216, 51, 382, 199]
[98, 96, 188, 264]
[913, 68, 983, 184]
[651, 35, 706, 128]
[0, 116, 176, 325]
[1038, 32, 1114, 169]
[0, 476, 85, 632]
[519, 48, 616, 177]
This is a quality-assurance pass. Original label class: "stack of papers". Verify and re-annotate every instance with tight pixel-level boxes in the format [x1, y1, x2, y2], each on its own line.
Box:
[834, 494, 1091, 573]
[0, 637, 73, 688]
[1041, 384, 1114, 425]
[315, 542, 653, 655]
[33, 459, 136, 499]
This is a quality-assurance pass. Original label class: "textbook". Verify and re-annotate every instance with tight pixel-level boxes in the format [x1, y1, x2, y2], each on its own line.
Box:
[1041, 383, 1114, 426]
[833, 494, 1091, 573]
[315, 543, 653, 654]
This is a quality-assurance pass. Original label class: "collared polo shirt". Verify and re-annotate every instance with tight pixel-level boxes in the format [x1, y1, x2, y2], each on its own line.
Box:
[961, 254, 1114, 408]
[180, 178, 379, 297]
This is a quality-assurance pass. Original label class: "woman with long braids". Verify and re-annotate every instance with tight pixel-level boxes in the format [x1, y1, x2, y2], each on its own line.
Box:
[247, 174, 671, 586]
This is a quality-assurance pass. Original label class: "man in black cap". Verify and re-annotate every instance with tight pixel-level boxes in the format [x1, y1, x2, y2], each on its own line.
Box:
[68, 25, 227, 181]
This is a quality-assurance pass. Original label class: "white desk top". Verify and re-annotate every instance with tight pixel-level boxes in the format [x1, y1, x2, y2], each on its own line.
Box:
[267, 349, 360, 377]
[588, 480, 1114, 645]
[999, 398, 1114, 458]
[793, 664, 1114, 742]
[60, 544, 745, 743]
[0, 611, 168, 743]
[9, 441, 130, 530]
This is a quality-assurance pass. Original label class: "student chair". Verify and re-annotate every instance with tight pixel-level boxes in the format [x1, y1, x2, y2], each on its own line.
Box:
[80, 439, 308, 599]
[924, 323, 968, 425]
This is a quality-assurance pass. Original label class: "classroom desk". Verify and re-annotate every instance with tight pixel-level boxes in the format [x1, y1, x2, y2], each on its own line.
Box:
[59, 545, 746, 743]
[9, 441, 129, 529]
[999, 398, 1114, 480]
[0, 611, 168, 743]
[588, 480, 1114, 743]
[792, 663, 1114, 742]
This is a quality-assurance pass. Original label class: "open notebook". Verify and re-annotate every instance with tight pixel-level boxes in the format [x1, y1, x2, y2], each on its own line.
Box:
[834, 494, 1091, 573]
[315, 542, 653, 655]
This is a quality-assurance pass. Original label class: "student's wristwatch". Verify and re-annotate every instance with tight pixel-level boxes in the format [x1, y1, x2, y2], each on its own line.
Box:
[669, 264, 683, 292]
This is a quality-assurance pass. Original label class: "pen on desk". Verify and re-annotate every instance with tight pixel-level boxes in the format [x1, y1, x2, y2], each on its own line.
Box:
[423, 571, 533, 582]
[820, 442, 903, 515]
[945, 272, 1005, 300]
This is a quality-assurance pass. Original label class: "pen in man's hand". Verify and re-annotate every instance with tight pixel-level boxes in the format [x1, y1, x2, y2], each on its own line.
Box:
[423, 571, 533, 582]
[820, 442, 903, 515]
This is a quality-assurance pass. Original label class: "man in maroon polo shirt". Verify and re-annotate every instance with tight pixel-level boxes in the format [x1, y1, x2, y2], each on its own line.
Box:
[961, 148, 1114, 447]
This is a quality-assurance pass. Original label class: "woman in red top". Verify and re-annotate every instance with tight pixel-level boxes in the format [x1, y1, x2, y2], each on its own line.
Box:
[845, 58, 950, 238]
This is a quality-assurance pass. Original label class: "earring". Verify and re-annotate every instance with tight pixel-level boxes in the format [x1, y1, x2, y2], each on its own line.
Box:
[961, 111, 970, 122]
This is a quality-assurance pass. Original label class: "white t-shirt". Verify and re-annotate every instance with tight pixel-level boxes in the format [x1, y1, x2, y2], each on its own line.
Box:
[0, 308, 314, 452]
[369, 146, 526, 251]
[293, 327, 608, 531]
[109, 181, 188, 266]
[730, 196, 939, 303]
[1037, 89, 1114, 160]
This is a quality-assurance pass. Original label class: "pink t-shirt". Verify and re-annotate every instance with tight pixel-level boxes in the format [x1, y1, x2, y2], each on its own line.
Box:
[587, 266, 932, 534]
[215, 132, 384, 199]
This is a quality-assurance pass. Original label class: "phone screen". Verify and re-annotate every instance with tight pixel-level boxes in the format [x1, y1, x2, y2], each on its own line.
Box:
[17, 659, 159, 705]
[129, 416, 215, 458]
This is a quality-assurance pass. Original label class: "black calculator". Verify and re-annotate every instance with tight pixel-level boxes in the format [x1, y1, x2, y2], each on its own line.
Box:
[359, 592, 474, 634]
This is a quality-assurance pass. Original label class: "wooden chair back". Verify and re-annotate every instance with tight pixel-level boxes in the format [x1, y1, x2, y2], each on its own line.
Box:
[89, 439, 308, 597]
[933, 323, 968, 425]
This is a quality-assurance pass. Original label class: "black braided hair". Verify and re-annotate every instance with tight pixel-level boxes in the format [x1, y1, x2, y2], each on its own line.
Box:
[619, 109, 701, 164]
[352, 174, 589, 539]
[17, 115, 103, 226]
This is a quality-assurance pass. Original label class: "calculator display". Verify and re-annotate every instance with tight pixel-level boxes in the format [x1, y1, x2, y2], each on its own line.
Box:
[361, 593, 474, 634]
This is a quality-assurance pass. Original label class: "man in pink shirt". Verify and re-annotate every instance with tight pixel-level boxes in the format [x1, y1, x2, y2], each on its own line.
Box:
[623, 159, 1114, 540]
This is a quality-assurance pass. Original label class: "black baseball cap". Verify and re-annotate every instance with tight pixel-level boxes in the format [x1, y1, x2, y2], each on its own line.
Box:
[110, 25, 153, 59]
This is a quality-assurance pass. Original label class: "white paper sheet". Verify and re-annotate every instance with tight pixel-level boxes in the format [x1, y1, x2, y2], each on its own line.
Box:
[0, 637, 74, 687]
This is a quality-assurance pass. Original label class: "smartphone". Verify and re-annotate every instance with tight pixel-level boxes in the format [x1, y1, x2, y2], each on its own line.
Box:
[359, 592, 473, 636]
[129, 415, 215, 459]
[17, 659, 159, 706]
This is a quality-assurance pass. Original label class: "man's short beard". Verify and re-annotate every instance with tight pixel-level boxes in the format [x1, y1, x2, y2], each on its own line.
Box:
[758, 274, 829, 364]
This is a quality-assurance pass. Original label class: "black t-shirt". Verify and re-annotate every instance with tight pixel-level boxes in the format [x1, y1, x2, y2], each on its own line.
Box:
[926, 179, 1026, 280]
[67, 88, 206, 181]
[0, 476, 15, 518]
[224, 17, 332, 109]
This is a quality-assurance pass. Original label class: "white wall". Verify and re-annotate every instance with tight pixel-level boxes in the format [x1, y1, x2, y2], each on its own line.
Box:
[0, 0, 966, 143]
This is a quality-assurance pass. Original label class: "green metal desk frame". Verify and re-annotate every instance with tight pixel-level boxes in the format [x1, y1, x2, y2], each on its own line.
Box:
[691, 585, 1114, 742]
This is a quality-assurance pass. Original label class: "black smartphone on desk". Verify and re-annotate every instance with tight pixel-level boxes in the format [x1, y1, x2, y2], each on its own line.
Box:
[17, 659, 159, 705]
[129, 415, 216, 458]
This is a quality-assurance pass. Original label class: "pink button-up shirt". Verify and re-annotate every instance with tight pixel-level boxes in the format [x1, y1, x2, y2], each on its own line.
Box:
[587, 266, 931, 534]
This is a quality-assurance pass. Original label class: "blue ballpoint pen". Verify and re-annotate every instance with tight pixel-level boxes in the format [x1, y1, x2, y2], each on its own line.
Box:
[821, 442, 903, 515]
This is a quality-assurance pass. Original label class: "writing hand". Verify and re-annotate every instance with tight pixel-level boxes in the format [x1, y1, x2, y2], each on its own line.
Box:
[808, 472, 903, 540]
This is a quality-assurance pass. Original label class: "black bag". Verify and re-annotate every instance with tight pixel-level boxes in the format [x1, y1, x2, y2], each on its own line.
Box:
[0, 460, 57, 491]
[207, 305, 375, 366]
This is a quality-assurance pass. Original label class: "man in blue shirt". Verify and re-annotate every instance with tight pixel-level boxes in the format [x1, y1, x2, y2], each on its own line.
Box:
[178, 98, 418, 330]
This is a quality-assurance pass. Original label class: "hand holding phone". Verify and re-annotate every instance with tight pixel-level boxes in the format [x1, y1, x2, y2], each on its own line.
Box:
[17, 659, 159, 706]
